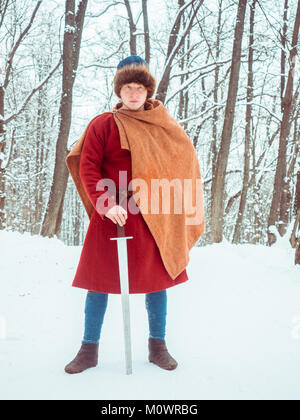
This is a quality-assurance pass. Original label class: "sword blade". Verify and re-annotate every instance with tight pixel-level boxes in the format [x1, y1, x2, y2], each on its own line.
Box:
[110, 233, 133, 375]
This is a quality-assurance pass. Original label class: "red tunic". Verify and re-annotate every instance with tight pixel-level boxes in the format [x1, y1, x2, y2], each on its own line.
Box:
[72, 112, 188, 294]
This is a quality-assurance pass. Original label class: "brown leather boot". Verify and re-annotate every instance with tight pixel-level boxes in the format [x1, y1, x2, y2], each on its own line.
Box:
[148, 338, 178, 370]
[64, 344, 99, 374]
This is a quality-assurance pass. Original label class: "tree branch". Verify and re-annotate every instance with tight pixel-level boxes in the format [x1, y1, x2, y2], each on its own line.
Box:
[4, 0, 42, 88]
[1, 58, 62, 125]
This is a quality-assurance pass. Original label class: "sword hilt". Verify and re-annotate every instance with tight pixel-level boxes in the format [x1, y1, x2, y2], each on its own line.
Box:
[110, 223, 133, 240]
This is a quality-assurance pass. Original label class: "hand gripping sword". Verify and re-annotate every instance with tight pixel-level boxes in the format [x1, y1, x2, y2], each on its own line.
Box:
[110, 192, 133, 375]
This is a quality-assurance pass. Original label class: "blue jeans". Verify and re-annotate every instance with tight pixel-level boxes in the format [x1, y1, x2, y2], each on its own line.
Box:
[82, 290, 167, 345]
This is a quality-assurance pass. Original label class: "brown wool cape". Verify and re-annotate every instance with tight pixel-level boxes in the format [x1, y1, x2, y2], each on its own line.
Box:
[66, 98, 205, 280]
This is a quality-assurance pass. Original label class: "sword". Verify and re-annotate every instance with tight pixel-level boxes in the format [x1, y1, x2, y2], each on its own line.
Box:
[110, 222, 133, 375]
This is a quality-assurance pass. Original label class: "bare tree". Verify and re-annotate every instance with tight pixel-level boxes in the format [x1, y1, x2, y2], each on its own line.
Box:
[267, 0, 300, 245]
[41, 0, 88, 237]
[233, 0, 257, 243]
[290, 171, 300, 264]
[210, 0, 247, 243]
[0, 85, 4, 230]
[281, 0, 289, 113]
[211, 0, 223, 189]
[0, 0, 44, 230]
[177, 0, 190, 129]
[142, 0, 150, 63]
[123, 0, 137, 55]
[156, 0, 203, 104]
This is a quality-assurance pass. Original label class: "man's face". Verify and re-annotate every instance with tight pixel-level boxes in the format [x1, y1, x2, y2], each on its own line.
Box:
[120, 82, 147, 111]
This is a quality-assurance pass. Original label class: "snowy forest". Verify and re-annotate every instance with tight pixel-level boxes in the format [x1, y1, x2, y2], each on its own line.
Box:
[0, 0, 299, 256]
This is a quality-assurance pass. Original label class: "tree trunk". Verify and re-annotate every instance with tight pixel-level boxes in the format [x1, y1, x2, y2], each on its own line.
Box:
[0, 85, 5, 229]
[210, 0, 247, 243]
[267, 0, 300, 245]
[294, 212, 300, 264]
[281, 0, 288, 113]
[287, 109, 299, 179]
[290, 172, 300, 264]
[177, 0, 188, 129]
[211, 0, 222, 189]
[232, 0, 257, 244]
[124, 0, 137, 55]
[74, 191, 81, 246]
[40, 0, 88, 237]
[142, 0, 150, 64]
[33, 72, 46, 234]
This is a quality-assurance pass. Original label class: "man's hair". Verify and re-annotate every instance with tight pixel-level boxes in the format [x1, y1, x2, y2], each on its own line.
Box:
[113, 63, 156, 99]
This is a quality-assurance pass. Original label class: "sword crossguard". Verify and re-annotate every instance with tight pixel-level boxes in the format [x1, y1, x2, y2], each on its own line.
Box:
[110, 236, 133, 240]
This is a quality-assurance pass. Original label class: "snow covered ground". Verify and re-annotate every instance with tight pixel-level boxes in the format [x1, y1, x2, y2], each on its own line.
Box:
[1, 227, 300, 400]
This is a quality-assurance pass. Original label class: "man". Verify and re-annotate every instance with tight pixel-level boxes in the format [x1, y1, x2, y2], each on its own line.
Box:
[64, 55, 205, 374]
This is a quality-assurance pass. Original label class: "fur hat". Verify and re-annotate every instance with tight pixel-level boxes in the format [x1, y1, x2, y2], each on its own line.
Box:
[114, 56, 156, 99]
